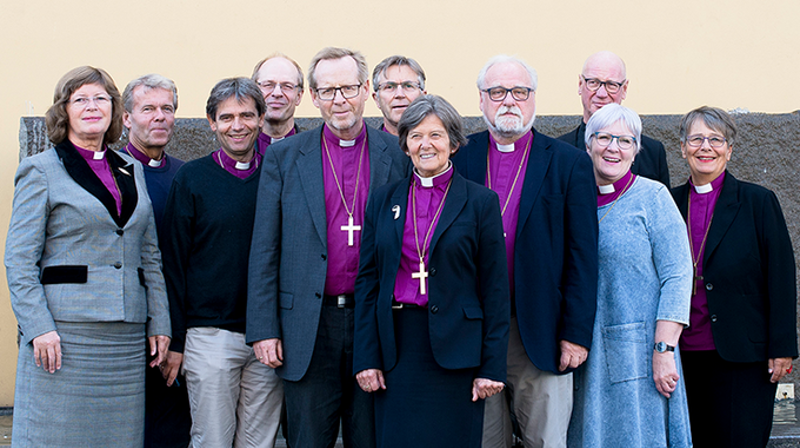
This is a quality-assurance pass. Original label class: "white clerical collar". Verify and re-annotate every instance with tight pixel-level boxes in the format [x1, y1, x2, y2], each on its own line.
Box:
[693, 183, 714, 194]
[414, 162, 453, 187]
[497, 143, 515, 153]
[339, 139, 356, 147]
[148, 158, 163, 167]
[92, 150, 105, 160]
[271, 136, 284, 144]
[235, 160, 252, 170]
[598, 184, 615, 195]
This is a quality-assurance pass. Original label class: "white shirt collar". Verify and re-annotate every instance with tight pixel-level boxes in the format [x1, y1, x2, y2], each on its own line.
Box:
[234, 160, 251, 170]
[693, 183, 714, 194]
[339, 139, 356, 147]
[598, 184, 615, 195]
[414, 162, 453, 187]
[496, 143, 515, 153]
[92, 150, 105, 160]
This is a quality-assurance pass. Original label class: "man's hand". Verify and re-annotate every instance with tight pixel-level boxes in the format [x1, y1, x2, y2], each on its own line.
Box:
[253, 338, 283, 368]
[162, 350, 183, 387]
[558, 340, 588, 372]
[472, 378, 504, 402]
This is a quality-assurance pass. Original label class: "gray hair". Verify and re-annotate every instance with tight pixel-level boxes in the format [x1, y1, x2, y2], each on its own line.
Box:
[584, 103, 642, 154]
[372, 55, 426, 91]
[679, 106, 737, 147]
[123, 74, 178, 113]
[307, 47, 368, 91]
[251, 53, 305, 90]
[476, 55, 538, 91]
[206, 77, 266, 119]
[398, 95, 467, 154]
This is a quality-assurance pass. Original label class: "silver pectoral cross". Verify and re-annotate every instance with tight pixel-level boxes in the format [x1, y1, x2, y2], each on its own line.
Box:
[411, 261, 429, 295]
[341, 215, 361, 246]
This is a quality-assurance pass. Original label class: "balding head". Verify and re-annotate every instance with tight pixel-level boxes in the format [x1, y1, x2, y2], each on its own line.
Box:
[578, 51, 628, 123]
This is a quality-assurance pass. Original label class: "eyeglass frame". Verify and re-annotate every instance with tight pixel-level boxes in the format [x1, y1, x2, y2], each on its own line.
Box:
[314, 84, 363, 101]
[69, 95, 112, 108]
[684, 135, 728, 148]
[591, 132, 637, 150]
[375, 81, 422, 94]
[481, 86, 534, 102]
[257, 81, 299, 95]
[581, 75, 626, 94]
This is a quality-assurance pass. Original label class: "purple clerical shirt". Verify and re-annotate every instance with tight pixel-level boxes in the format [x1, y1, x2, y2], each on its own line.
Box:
[394, 165, 454, 307]
[322, 124, 371, 296]
[485, 131, 532, 295]
[213, 148, 262, 179]
[680, 172, 725, 351]
[596, 171, 635, 207]
[123, 142, 164, 168]
[73, 143, 121, 215]
[257, 127, 296, 154]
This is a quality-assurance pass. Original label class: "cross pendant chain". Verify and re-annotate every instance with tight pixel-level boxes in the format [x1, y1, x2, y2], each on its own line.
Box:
[692, 263, 703, 296]
[341, 214, 361, 247]
[412, 261, 429, 295]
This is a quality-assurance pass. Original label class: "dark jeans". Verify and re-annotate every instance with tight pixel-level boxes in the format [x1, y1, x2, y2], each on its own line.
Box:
[283, 305, 375, 448]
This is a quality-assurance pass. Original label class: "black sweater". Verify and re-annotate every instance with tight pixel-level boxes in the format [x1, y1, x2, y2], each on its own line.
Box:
[162, 155, 260, 352]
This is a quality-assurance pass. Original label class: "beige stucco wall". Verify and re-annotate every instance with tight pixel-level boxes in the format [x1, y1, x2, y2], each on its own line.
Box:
[0, 0, 798, 406]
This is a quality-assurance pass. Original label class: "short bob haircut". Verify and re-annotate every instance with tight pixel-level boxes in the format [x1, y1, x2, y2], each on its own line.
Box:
[679, 106, 737, 148]
[584, 103, 642, 155]
[45, 66, 123, 146]
[251, 52, 305, 90]
[476, 55, 538, 92]
[122, 73, 179, 113]
[397, 95, 467, 155]
[372, 55, 426, 91]
[307, 47, 368, 91]
[205, 77, 266, 120]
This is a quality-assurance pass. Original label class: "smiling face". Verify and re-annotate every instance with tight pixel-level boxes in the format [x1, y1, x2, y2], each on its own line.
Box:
[123, 86, 175, 154]
[588, 120, 636, 186]
[207, 95, 264, 160]
[479, 61, 536, 142]
[373, 64, 425, 134]
[681, 119, 732, 185]
[255, 57, 303, 126]
[67, 83, 112, 149]
[406, 114, 452, 177]
[310, 56, 369, 140]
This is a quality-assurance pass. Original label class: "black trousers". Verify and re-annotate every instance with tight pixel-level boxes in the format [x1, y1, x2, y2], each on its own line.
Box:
[682, 350, 777, 448]
[144, 342, 192, 448]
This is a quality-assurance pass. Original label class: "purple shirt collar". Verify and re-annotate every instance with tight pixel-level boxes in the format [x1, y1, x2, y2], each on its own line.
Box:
[257, 127, 296, 154]
[213, 148, 261, 179]
[596, 170, 635, 207]
[73, 142, 122, 215]
[124, 142, 165, 168]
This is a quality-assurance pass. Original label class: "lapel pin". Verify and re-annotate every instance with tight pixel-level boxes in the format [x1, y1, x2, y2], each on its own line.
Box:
[392, 205, 400, 220]
[119, 167, 131, 176]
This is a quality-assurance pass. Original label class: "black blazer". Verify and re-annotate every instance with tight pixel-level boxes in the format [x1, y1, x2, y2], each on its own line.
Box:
[558, 120, 671, 187]
[452, 130, 598, 374]
[354, 170, 510, 382]
[671, 172, 798, 362]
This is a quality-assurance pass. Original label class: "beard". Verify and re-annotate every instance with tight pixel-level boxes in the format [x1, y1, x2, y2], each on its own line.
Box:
[483, 105, 536, 140]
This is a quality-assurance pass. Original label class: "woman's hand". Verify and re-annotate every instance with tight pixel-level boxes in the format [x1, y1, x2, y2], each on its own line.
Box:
[768, 357, 794, 383]
[653, 351, 679, 398]
[32, 330, 61, 374]
[356, 369, 386, 393]
[472, 378, 504, 402]
[148, 335, 171, 368]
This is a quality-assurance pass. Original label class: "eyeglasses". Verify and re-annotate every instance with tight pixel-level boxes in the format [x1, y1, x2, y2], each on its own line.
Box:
[685, 135, 727, 148]
[315, 84, 362, 101]
[581, 76, 625, 94]
[258, 81, 299, 95]
[592, 132, 637, 150]
[481, 86, 533, 102]
[70, 96, 111, 108]
[377, 82, 421, 94]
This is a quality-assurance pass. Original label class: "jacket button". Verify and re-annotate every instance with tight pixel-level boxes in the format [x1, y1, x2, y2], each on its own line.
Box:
[315, 292, 322, 298]
[113, 262, 122, 269]
[321, 254, 327, 260]
[430, 305, 439, 314]
[116, 229, 124, 236]
[705, 283, 713, 291]
[430, 268, 437, 277]
[710, 314, 718, 323]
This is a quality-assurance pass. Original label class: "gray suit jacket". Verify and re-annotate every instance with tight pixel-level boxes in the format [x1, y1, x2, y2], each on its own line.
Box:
[5, 141, 170, 345]
[247, 124, 409, 381]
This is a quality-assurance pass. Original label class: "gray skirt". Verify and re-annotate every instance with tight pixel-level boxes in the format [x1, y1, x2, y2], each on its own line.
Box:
[12, 321, 145, 447]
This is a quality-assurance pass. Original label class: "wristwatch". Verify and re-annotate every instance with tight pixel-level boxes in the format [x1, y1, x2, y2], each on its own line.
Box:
[654, 341, 676, 353]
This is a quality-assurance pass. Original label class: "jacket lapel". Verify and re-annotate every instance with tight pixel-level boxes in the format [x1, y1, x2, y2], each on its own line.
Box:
[429, 172, 468, 256]
[367, 126, 392, 195]
[516, 130, 553, 234]
[390, 177, 410, 245]
[296, 129, 328, 244]
[704, 172, 740, 264]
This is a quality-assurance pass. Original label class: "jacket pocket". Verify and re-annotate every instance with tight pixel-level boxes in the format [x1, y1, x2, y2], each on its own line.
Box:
[602, 321, 648, 384]
[40, 265, 88, 284]
[279, 292, 293, 310]
[463, 306, 484, 320]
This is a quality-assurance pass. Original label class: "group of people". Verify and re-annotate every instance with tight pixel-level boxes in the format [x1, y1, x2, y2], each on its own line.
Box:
[4, 46, 797, 448]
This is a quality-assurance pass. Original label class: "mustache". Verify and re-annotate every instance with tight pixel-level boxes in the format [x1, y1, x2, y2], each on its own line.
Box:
[495, 106, 523, 120]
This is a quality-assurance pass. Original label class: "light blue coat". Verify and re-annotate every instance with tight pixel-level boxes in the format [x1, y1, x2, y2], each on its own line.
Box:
[568, 177, 693, 448]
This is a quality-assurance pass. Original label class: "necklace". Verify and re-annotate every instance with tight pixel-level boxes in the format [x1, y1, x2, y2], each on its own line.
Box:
[411, 177, 453, 295]
[687, 190, 715, 296]
[598, 174, 634, 224]
[486, 135, 532, 238]
[323, 135, 367, 246]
